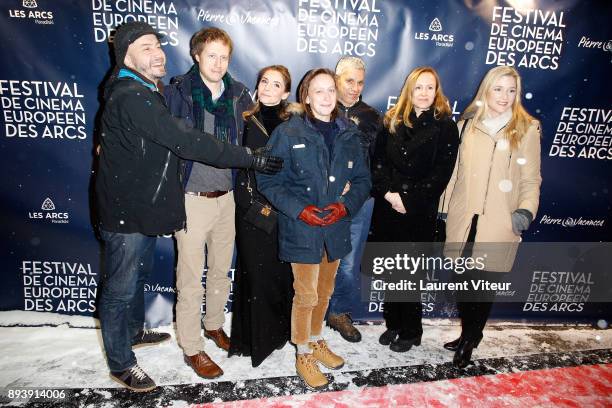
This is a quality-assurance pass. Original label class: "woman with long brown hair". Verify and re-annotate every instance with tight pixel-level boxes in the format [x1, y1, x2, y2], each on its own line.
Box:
[230, 65, 294, 367]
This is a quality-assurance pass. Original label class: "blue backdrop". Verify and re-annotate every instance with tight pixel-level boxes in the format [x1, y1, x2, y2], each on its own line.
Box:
[1, 0, 610, 327]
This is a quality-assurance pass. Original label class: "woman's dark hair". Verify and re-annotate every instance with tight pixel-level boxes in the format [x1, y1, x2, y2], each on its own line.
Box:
[243, 65, 292, 121]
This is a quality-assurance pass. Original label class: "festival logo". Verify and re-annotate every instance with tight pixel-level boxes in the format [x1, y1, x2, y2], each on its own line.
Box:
[91, 0, 180, 46]
[486, 6, 566, 70]
[0, 79, 87, 141]
[21, 260, 97, 313]
[549, 107, 612, 161]
[296, 0, 382, 57]
[523, 270, 594, 313]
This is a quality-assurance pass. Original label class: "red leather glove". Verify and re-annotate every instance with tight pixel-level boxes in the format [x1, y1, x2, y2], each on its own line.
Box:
[322, 202, 348, 225]
[299, 205, 325, 226]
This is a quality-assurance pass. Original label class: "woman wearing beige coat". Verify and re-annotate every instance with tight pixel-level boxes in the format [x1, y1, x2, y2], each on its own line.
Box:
[441, 66, 542, 368]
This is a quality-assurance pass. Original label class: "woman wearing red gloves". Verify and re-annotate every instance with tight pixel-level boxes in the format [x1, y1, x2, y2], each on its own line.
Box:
[257, 68, 371, 390]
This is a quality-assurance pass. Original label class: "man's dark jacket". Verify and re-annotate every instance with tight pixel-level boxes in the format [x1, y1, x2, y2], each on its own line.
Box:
[337, 99, 382, 164]
[163, 72, 252, 186]
[95, 70, 253, 236]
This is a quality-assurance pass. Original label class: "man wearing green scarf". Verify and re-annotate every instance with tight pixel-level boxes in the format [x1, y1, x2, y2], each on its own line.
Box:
[164, 27, 252, 379]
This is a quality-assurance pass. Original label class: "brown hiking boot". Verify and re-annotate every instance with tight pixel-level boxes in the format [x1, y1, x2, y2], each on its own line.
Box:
[204, 328, 230, 351]
[296, 353, 328, 390]
[184, 352, 223, 379]
[308, 340, 345, 369]
[327, 313, 362, 342]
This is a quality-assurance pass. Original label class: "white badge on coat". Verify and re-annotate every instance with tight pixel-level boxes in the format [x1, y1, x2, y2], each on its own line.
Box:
[292, 144, 305, 149]
[348, 160, 353, 168]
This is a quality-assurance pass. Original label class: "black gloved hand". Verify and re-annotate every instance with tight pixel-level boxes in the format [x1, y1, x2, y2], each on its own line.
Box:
[250, 147, 283, 174]
[511, 208, 533, 235]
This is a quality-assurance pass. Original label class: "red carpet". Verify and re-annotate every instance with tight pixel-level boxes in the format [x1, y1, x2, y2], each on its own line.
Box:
[203, 363, 612, 407]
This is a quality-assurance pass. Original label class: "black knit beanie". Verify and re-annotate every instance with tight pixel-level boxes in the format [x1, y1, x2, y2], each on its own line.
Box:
[113, 22, 163, 66]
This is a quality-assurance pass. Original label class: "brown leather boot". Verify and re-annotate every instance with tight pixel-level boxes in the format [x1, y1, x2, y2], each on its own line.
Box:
[204, 328, 230, 351]
[184, 352, 223, 379]
[296, 353, 328, 390]
[308, 340, 345, 369]
[327, 313, 362, 342]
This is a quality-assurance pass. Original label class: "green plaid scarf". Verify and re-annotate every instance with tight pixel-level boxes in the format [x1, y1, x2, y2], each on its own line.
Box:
[190, 64, 237, 144]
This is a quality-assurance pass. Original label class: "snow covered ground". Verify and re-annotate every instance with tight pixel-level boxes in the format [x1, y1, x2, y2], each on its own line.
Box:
[0, 310, 609, 394]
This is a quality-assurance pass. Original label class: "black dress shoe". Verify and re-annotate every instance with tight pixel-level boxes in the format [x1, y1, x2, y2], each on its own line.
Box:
[390, 336, 422, 353]
[379, 329, 399, 345]
[444, 337, 462, 351]
[453, 337, 482, 368]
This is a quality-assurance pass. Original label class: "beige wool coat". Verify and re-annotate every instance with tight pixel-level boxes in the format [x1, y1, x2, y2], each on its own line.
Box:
[441, 118, 542, 272]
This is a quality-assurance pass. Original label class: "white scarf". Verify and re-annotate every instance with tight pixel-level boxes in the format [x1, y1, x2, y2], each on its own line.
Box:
[482, 110, 512, 138]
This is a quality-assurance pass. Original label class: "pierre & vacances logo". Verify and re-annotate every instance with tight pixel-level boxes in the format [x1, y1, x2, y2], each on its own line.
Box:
[539, 214, 605, 228]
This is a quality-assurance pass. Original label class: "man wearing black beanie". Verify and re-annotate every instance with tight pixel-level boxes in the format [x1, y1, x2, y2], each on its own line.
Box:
[95, 22, 282, 392]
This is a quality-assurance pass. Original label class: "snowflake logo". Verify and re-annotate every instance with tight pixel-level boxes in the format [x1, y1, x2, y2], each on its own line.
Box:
[22, 0, 38, 8]
[41, 198, 55, 211]
[429, 18, 442, 32]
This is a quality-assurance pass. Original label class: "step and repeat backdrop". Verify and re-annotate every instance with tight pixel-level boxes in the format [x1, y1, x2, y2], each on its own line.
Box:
[1, 0, 610, 327]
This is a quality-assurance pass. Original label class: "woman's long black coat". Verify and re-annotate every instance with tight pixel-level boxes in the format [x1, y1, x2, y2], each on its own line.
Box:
[369, 109, 459, 339]
[230, 110, 293, 367]
[370, 109, 459, 242]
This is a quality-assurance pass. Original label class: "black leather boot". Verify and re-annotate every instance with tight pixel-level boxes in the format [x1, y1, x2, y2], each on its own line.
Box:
[443, 337, 462, 351]
[378, 329, 399, 345]
[390, 336, 422, 353]
[453, 337, 482, 368]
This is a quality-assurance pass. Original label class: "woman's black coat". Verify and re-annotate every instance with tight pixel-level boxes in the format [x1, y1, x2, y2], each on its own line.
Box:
[369, 108, 459, 340]
[370, 108, 459, 242]
[230, 107, 293, 367]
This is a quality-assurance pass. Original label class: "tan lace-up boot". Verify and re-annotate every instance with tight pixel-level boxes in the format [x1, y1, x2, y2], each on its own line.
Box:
[308, 340, 345, 369]
[296, 353, 328, 390]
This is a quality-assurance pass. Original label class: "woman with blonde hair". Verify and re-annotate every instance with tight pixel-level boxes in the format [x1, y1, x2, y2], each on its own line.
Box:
[441, 65, 542, 368]
[370, 66, 459, 352]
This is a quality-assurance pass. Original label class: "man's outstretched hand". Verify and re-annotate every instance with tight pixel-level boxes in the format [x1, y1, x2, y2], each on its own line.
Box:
[250, 147, 283, 174]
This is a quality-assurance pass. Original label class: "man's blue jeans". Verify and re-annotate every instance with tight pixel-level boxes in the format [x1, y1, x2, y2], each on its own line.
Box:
[98, 230, 156, 372]
[328, 197, 374, 315]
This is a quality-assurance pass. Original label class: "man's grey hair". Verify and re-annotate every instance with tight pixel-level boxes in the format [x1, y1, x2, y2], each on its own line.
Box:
[335, 56, 366, 76]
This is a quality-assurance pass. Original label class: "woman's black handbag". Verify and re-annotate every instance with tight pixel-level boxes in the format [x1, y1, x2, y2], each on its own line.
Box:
[433, 217, 446, 242]
[242, 115, 278, 234]
[243, 194, 277, 234]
